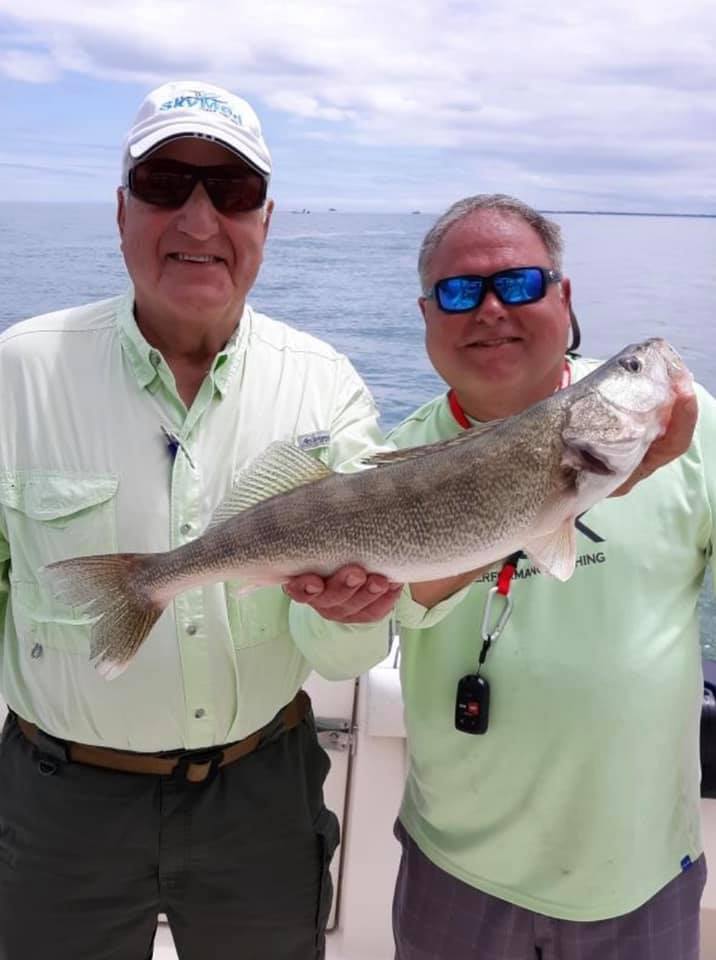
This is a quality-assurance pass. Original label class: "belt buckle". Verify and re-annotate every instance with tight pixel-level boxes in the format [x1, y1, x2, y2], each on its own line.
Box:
[172, 748, 223, 784]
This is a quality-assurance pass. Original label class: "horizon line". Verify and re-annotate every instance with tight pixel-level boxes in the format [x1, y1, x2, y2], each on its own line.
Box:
[0, 201, 714, 220]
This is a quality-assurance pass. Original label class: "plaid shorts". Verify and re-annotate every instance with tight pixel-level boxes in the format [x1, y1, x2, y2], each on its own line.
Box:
[393, 820, 707, 960]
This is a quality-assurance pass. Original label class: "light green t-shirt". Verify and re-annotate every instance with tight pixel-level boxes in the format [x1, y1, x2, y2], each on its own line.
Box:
[390, 356, 716, 921]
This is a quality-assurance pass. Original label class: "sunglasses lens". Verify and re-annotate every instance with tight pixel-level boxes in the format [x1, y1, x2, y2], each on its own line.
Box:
[204, 170, 267, 214]
[493, 268, 545, 304]
[436, 277, 485, 312]
[129, 164, 194, 208]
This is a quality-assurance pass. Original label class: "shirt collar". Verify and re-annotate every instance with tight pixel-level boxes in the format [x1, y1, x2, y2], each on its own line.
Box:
[116, 288, 252, 397]
[446, 358, 574, 430]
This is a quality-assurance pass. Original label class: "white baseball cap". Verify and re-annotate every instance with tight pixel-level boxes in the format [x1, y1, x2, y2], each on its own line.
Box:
[121, 80, 272, 182]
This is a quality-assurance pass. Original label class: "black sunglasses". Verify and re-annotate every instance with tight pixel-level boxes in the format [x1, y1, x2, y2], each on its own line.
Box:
[426, 266, 562, 313]
[127, 158, 268, 215]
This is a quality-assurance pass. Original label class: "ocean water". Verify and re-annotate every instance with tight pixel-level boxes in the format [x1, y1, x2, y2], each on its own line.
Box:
[0, 205, 714, 646]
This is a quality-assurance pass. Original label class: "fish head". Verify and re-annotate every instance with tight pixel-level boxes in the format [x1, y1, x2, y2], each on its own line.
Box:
[560, 337, 694, 491]
[596, 337, 693, 421]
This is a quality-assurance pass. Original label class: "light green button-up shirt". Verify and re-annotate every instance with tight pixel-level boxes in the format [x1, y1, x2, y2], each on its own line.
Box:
[0, 292, 392, 750]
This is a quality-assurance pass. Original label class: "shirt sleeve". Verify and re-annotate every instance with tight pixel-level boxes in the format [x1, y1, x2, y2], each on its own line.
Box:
[0, 526, 9, 642]
[696, 386, 716, 656]
[396, 582, 474, 629]
[289, 604, 393, 680]
[692, 384, 716, 660]
[320, 354, 392, 473]
[288, 355, 397, 679]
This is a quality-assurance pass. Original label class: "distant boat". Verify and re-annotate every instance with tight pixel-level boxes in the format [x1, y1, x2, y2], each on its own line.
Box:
[290, 208, 311, 214]
[411, 210, 421, 215]
[329, 207, 337, 212]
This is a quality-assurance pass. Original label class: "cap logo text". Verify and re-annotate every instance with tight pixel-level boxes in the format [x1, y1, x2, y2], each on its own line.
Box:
[160, 90, 245, 128]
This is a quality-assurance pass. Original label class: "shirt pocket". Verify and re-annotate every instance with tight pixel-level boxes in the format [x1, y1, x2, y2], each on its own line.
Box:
[0, 472, 119, 654]
[225, 584, 290, 650]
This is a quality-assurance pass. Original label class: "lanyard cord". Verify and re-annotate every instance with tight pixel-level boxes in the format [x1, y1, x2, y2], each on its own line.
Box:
[447, 388, 471, 429]
[448, 362, 572, 675]
[475, 551, 523, 676]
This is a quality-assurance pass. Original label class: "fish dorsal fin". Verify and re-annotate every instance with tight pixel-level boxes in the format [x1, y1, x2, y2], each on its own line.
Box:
[207, 441, 334, 530]
[523, 519, 577, 582]
[366, 422, 502, 467]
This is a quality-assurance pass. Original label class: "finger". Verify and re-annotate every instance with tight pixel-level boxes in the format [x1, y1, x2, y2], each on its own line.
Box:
[306, 564, 369, 609]
[285, 567, 401, 612]
[639, 392, 698, 477]
[610, 392, 698, 497]
[283, 574, 326, 603]
[308, 584, 403, 623]
[326, 574, 398, 617]
[336, 585, 403, 623]
[655, 391, 698, 459]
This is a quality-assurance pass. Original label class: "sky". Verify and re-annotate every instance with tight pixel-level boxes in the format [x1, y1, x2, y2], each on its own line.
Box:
[0, 0, 714, 214]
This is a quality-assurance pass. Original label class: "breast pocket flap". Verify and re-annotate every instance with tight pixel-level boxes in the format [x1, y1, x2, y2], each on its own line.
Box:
[0, 473, 118, 523]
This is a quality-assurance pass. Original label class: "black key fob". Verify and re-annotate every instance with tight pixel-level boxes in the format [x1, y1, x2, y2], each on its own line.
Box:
[455, 674, 490, 734]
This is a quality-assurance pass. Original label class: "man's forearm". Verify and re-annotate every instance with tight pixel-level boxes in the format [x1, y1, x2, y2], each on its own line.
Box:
[409, 568, 491, 609]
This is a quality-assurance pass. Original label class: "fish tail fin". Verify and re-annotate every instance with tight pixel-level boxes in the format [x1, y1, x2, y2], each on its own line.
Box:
[39, 553, 165, 680]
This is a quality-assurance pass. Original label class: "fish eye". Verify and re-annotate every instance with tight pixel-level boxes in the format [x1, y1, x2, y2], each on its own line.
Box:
[619, 356, 642, 374]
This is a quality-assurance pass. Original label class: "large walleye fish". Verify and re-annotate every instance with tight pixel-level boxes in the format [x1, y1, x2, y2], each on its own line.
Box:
[41, 338, 692, 678]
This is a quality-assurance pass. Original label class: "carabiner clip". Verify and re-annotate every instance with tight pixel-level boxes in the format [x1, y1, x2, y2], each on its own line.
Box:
[480, 586, 513, 642]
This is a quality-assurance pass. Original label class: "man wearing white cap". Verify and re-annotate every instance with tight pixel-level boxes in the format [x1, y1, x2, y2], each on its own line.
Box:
[0, 80, 400, 958]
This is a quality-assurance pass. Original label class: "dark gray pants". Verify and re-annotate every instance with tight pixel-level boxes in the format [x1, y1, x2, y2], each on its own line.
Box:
[0, 707, 339, 960]
[393, 820, 707, 960]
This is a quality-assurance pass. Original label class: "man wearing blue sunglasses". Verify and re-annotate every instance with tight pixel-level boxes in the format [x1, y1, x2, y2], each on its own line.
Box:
[389, 194, 715, 960]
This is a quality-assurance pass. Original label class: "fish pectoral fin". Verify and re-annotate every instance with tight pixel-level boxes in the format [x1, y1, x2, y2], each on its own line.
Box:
[207, 441, 334, 531]
[523, 520, 577, 582]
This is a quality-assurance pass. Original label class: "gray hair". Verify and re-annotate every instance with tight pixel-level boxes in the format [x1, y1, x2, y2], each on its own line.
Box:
[418, 194, 564, 295]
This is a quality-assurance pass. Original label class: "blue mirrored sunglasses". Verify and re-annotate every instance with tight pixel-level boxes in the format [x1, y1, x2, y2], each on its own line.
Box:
[426, 266, 562, 313]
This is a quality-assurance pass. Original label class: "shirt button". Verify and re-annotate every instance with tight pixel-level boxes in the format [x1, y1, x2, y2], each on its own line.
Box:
[194, 708, 206, 719]
[186, 624, 198, 636]
[150, 351, 161, 367]
[180, 522, 192, 535]
[31, 642, 43, 659]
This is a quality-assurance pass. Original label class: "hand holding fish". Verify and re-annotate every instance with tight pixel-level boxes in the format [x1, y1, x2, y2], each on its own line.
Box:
[283, 565, 403, 622]
[609, 386, 698, 497]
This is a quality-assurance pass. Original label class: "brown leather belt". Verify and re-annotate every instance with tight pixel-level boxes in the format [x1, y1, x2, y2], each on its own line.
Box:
[14, 689, 310, 784]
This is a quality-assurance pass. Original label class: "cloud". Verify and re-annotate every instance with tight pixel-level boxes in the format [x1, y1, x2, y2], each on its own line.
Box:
[0, 0, 714, 211]
[264, 92, 354, 123]
[0, 47, 59, 82]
